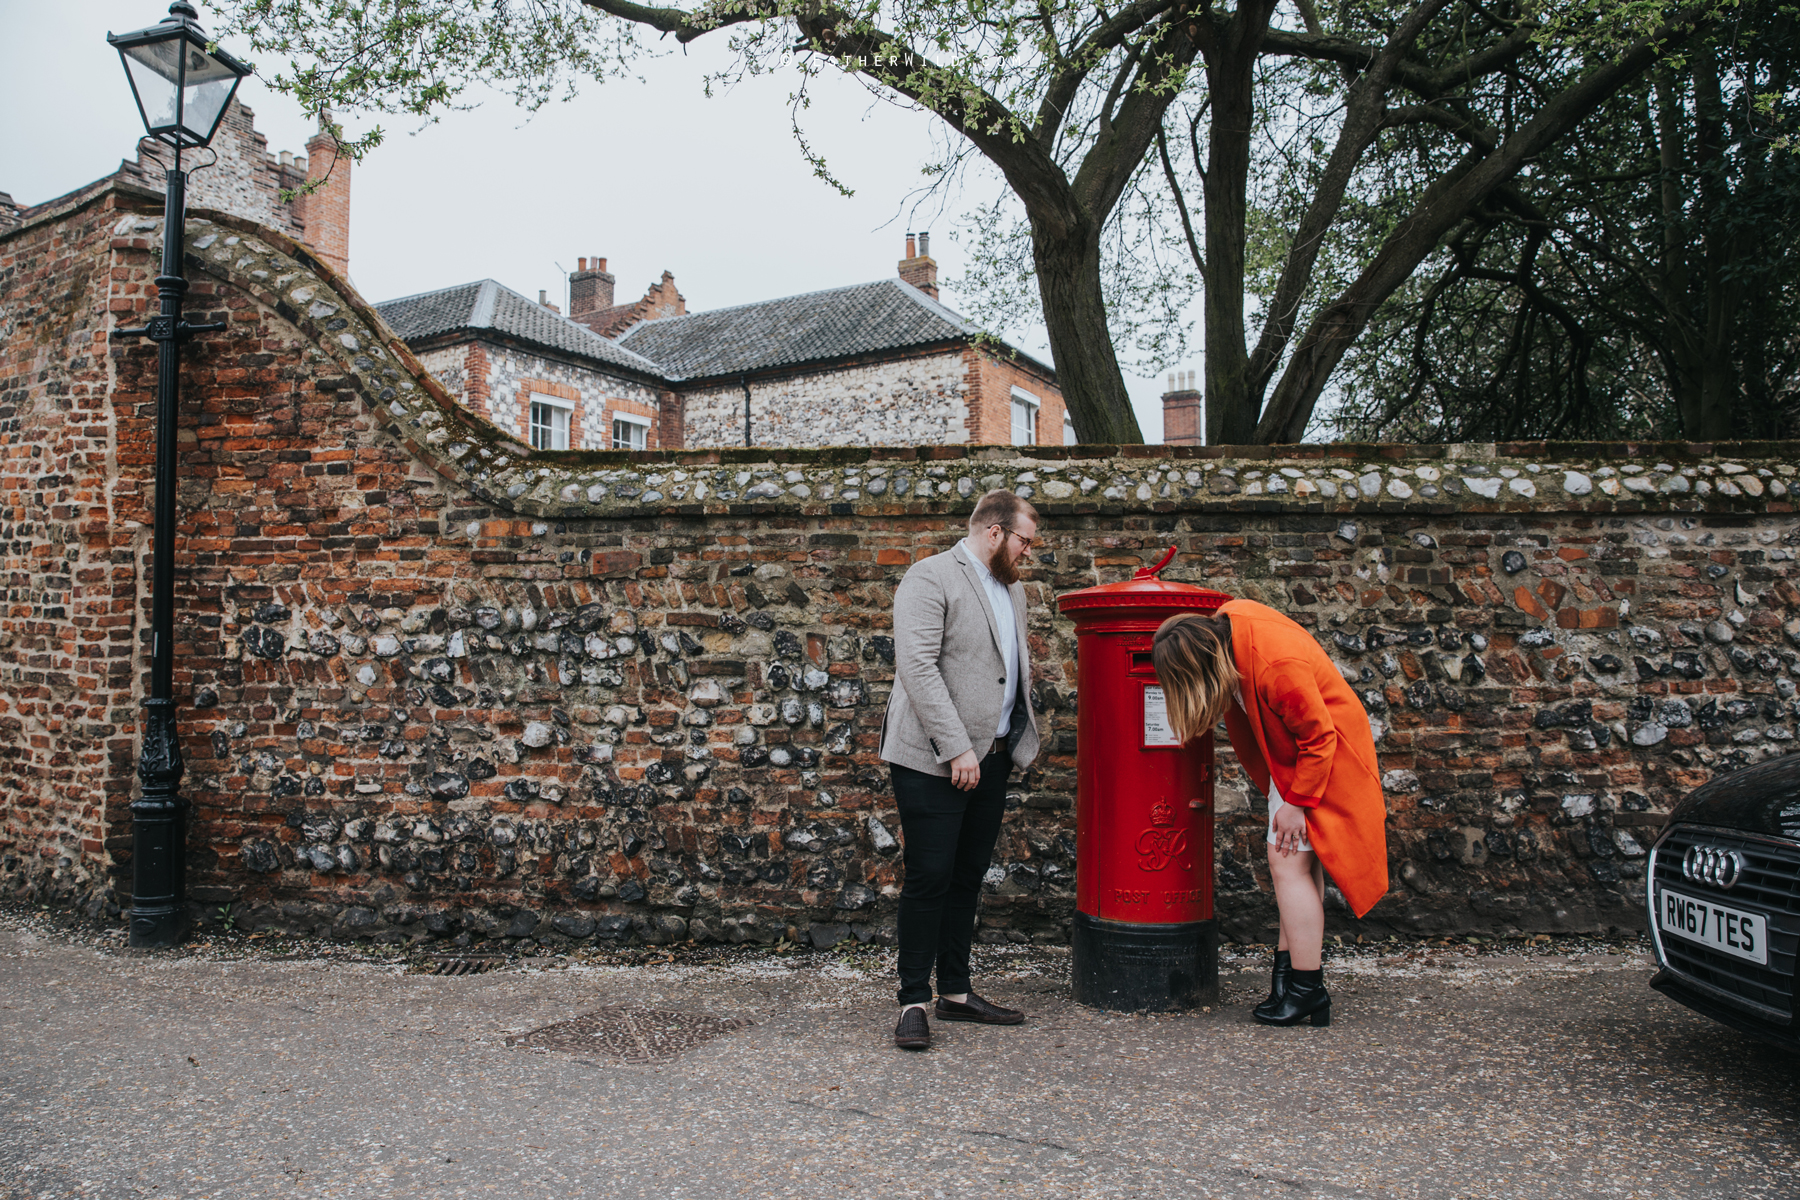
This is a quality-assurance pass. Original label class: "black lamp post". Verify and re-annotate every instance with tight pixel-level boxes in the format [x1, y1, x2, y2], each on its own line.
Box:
[107, 2, 251, 947]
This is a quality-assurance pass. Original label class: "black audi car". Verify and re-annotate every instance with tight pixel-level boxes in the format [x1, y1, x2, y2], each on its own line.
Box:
[1648, 750, 1800, 1052]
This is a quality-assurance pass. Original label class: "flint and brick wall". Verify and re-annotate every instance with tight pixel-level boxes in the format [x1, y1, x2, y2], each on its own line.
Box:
[5, 192, 1800, 952]
[679, 352, 973, 450]
[415, 341, 661, 451]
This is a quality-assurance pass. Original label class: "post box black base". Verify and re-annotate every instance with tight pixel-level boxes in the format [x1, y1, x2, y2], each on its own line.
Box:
[1071, 911, 1217, 1011]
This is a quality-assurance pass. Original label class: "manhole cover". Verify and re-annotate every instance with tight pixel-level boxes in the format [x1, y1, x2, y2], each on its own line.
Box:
[413, 955, 505, 976]
[506, 1006, 752, 1063]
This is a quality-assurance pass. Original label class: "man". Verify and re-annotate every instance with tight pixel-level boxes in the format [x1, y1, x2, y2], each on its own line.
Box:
[879, 490, 1041, 1050]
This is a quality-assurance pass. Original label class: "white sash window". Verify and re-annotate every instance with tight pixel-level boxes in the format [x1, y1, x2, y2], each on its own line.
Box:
[529, 392, 573, 450]
[1010, 387, 1039, 445]
[612, 411, 650, 450]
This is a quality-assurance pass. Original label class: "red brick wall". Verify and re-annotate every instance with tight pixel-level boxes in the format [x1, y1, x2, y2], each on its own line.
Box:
[295, 129, 351, 279]
[0, 190, 142, 912]
[963, 348, 1068, 445]
[463, 343, 491, 419]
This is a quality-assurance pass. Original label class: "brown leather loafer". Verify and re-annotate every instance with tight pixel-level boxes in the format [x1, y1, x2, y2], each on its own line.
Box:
[894, 1006, 931, 1049]
[934, 992, 1025, 1025]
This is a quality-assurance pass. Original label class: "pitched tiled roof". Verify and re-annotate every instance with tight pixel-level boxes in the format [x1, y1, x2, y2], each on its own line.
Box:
[615, 279, 1023, 380]
[375, 279, 664, 376]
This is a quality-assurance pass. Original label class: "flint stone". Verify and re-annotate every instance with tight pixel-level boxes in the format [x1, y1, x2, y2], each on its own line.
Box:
[521, 721, 555, 748]
[551, 913, 597, 939]
[835, 884, 878, 911]
[427, 771, 469, 799]
[632, 914, 688, 944]
[241, 840, 281, 874]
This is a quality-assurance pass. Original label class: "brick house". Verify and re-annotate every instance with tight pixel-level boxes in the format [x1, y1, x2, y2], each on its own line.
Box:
[375, 279, 675, 452]
[381, 235, 1069, 451]
[615, 233, 1069, 450]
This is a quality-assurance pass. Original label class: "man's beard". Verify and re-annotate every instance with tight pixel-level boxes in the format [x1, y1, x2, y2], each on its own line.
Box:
[987, 542, 1021, 586]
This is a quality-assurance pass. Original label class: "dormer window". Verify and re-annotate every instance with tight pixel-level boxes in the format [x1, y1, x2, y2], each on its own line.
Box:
[529, 392, 572, 450]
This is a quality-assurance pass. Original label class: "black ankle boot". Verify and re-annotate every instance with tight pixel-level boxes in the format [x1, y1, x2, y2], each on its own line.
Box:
[1252, 967, 1330, 1027]
[1253, 950, 1292, 1019]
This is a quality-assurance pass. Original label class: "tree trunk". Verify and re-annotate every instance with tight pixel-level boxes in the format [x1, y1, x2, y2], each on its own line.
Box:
[1201, 0, 1278, 445]
[1653, 68, 1707, 438]
[1031, 214, 1143, 443]
[1693, 45, 1739, 443]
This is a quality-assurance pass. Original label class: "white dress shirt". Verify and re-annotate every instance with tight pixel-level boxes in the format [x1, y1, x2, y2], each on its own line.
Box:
[959, 538, 1021, 738]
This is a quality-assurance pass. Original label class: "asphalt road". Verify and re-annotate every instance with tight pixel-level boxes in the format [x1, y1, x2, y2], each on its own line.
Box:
[1, 912, 1795, 1200]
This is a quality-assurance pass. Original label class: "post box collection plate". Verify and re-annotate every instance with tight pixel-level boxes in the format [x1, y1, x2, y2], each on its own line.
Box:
[1057, 548, 1231, 1012]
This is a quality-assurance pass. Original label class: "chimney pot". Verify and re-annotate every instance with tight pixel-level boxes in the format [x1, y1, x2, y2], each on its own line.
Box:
[279, 150, 293, 167]
[569, 255, 617, 323]
[540, 289, 549, 305]
[899, 232, 938, 300]
[579, 257, 587, 271]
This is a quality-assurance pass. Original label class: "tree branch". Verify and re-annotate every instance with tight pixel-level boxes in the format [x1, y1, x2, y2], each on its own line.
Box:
[1243, 0, 1456, 406]
[1157, 123, 1207, 281]
[1254, 17, 1703, 443]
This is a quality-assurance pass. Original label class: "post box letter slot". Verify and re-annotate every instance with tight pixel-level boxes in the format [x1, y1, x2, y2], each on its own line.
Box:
[1128, 652, 1156, 676]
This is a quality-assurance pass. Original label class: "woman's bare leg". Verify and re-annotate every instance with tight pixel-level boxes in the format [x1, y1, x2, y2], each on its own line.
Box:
[1272, 854, 1326, 953]
[1268, 844, 1325, 971]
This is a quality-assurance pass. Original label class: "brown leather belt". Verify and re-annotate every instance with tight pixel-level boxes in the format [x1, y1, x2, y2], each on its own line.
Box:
[985, 739, 1005, 757]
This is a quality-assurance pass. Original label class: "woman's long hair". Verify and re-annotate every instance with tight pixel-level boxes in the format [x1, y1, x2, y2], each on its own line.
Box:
[1151, 612, 1240, 743]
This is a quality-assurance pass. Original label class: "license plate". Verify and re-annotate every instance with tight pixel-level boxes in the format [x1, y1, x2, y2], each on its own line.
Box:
[1658, 886, 1768, 965]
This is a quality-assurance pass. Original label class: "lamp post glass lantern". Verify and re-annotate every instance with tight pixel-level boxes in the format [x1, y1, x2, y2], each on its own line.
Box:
[108, 2, 249, 151]
[107, 2, 251, 947]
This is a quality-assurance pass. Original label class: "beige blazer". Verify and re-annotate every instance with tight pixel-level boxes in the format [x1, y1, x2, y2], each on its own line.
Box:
[879, 542, 1041, 776]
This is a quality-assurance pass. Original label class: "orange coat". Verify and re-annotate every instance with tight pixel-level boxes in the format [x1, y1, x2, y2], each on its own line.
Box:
[1219, 599, 1390, 917]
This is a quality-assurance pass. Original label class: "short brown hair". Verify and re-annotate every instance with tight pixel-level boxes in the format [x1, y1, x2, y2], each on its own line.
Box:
[968, 489, 1038, 534]
[1151, 612, 1240, 743]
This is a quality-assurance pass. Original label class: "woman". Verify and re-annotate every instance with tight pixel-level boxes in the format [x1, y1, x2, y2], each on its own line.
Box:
[1152, 600, 1388, 1027]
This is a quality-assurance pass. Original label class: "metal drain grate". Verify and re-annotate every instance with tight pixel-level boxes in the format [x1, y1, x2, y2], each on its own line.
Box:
[413, 955, 505, 976]
[506, 1006, 752, 1064]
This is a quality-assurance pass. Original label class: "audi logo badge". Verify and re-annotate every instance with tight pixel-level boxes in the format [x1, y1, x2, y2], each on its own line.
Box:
[1682, 845, 1745, 890]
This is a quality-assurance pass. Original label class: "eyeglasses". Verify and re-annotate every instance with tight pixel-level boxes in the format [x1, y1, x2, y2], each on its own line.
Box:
[993, 524, 1037, 551]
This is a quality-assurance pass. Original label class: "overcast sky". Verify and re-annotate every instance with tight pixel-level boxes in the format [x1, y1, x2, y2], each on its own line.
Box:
[3, 1, 1181, 440]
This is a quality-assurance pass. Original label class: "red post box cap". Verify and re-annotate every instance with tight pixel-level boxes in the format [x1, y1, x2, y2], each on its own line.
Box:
[1056, 545, 1231, 617]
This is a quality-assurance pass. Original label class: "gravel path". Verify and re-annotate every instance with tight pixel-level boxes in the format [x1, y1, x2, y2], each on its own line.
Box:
[1, 912, 1794, 1199]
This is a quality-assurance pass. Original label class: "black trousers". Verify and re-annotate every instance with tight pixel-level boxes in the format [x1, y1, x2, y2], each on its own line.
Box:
[890, 748, 1010, 1006]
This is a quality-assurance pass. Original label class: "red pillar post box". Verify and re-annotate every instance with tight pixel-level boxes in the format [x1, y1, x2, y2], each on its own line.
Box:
[1056, 547, 1230, 1011]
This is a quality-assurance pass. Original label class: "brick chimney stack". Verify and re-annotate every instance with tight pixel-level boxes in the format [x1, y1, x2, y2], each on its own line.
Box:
[1162, 370, 1202, 445]
[899, 231, 938, 300]
[294, 112, 351, 279]
[569, 254, 616, 320]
